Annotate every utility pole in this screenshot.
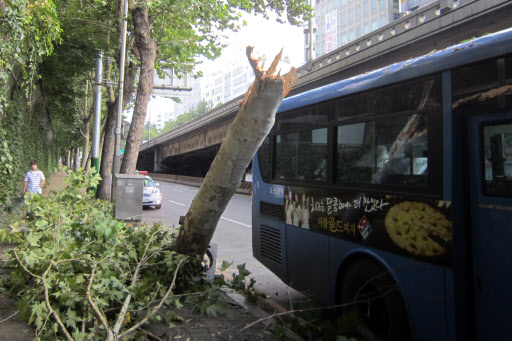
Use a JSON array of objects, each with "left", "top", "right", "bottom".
[
  {"left": 111, "top": 0, "right": 129, "bottom": 198},
  {"left": 148, "top": 97, "right": 152, "bottom": 141},
  {"left": 91, "top": 52, "right": 103, "bottom": 186}
]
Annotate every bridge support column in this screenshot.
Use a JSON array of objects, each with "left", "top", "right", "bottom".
[{"left": 153, "top": 146, "right": 163, "bottom": 172}]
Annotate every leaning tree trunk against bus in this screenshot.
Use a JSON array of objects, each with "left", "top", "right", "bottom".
[{"left": 174, "top": 47, "right": 298, "bottom": 256}]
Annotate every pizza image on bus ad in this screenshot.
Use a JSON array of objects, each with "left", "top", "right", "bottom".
[
  {"left": 385, "top": 201, "right": 452, "bottom": 257},
  {"left": 284, "top": 186, "right": 453, "bottom": 266}
]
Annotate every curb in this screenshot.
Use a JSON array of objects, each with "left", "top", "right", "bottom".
[{"left": 220, "top": 288, "right": 304, "bottom": 341}]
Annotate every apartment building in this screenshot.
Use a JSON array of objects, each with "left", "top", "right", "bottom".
[{"left": 307, "top": 0, "right": 437, "bottom": 60}]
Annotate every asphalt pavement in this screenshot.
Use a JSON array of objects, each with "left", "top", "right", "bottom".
[{"left": 141, "top": 181, "right": 306, "bottom": 307}]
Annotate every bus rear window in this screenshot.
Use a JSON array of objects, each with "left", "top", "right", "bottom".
[
  {"left": 275, "top": 128, "right": 328, "bottom": 182},
  {"left": 336, "top": 114, "right": 428, "bottom": 188}
]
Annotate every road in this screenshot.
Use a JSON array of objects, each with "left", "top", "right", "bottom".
[{"left": 141, "top": 181, "right": 305, "bottom": 306}]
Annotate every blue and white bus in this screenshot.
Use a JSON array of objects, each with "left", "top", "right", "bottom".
[{"left": 252, "top": 28, "right": 512, "bottom": 341}]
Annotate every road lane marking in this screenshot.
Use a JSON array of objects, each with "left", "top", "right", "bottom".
[
  {"left": 220, "top": 217, "right": 252, "bottom": 228},
  {"left": 169, "top": 186, "right": 196, "bottom": 192},
  {"left": 172, "top": 189, "right": 183, "bottom": 192},
  {"left": 168, "top": 200, "right": 186, "bottom": 206}
]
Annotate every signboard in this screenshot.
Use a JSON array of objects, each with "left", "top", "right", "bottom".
[
  {"left": 325, "top": 13, "right": 332, "bottom": 53},
  {"left": 284, "top": 186, "right": 453, "bottom": 266},
  {"left": 400, "top": 0, "right": 408, "bottom": 13},
  {"left": 152, "top": 69, "right": 192, "bottom": 97},
  {"left": 331, "top": 9, "right": 338, "bottom": 51}
]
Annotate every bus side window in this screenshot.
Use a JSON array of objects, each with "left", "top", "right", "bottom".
[
  {"left": 336, "top": 122, "right": 375, "bottom": 183},
  {"left": 336, "top": 114, "right": 429, "bottom": 188},
  {"left": 483, "top": 123, "right": 512, "bottom": 197},
  {"left": 275, "top": 128, "right": 328, "bottom": 182}
]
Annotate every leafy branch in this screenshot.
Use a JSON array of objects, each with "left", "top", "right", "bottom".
[{"left": 0, "top": 169, "right": 213, "bottom": 340}]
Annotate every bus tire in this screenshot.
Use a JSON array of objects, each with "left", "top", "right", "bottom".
[{"left": 340, "top": 259, "right": 411, "bottom": 341}]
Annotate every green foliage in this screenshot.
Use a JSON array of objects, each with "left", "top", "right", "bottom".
[
  {"left": 159, "top": 99, "right": 213, "bottom": 136},
  {"left": 1, "top": 168, "right": 246, "bottom": 339},
  {"left": 0, "top": 91, "right": 58, "bottom": 211},
  {"left": 141, "top": 124, "right": 159, "bottom": 142},
  {"left": 214, "top": 261, "right": 264, "bottom": 305},
  {"left": 150, "top": 0, "right": 311, "bottom": 76},
  {"left": 0, "top": 0, "right": 61, "bottom": 108}
]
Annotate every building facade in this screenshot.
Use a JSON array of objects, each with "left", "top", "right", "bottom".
[
  {"left": 173, "top": 77, "right": 202, "bottom": 117},
  {"left": 201, "top": 55, "right": 255, "bottom": 108},
  {"left": 308, "top": 0, "right": 437, "bottom": 60}
]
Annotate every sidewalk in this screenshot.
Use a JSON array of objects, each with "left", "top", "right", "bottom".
[
  {"left": 0, "top": 171, "right": 284, "bottom": 341},
  {"left": 43, "top": 169, "right": 68, "bottom": 195}
]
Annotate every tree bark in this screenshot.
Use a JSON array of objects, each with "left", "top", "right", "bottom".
[
  {"left": 174, "top": 47, "right": 298, "bottom": 256},
  {"left": 66, "top": 149, "right": 71, "bottom": 168},
  {"left": 97, "top": 61, "right": 136, "bottom": 200},
  {"left": 120, "top": 4, "right": 158, "bottom": 174},
  {"left": 97, "top": 101, "right": 117, "bottom": 200},
  {"left": 73, "top": 147, "right": 80, "bottom": 172}
]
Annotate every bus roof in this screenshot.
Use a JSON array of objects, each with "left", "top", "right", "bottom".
[{"left": 279, "top": 27, "right": 512, "bottom": 113}]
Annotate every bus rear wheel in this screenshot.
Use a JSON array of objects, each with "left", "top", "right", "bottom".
[{"left": 340, "top": 260, "right": 411, "bottom": 341}]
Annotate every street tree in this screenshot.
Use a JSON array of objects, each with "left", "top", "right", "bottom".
[
  {"left": 119, "top": 0, "right": 311, "bottom": 174},
  {"left": 175, "top": 47, "right": 298, "bottom": 256},
  {"left": 0, "top": 0, "right": 61, "bottom": 111},
  {"left": 96, "top": 0, "right": 138, "bottom": 200},
  {"left": 36, "top": 0, "right": 113, "bottom": 167}
]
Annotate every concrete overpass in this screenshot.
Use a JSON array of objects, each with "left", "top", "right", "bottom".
[{"left": 138, "top": 0, "right": 512, "bottom": 175}]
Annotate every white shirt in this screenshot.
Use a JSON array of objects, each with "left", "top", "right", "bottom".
[{"left": 25, "top": 170, "right": 45, "bottom": 194}]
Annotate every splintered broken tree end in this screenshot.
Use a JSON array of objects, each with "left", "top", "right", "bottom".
[
  {"left": 242, "top": 46, "right": 300, "bottom": 108},
  {"left": 246, "top": 46, "right": 264, "bottom": 79}
]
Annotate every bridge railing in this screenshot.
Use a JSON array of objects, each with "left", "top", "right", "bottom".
[{"left": 139, "top": 96, "right": 243, "bottom": 152}]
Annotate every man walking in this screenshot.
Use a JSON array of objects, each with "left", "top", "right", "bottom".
[{"left": 23, "top": 161, "right": 45, "bottom": 195}]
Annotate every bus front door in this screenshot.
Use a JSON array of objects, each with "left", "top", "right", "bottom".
[{"left": 468, "top": 113, "right": 512, "bottom": 340}]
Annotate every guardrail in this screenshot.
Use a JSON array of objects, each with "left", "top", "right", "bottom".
[{"left": 149, "top": 173, "right": 252, "bottom": 195}]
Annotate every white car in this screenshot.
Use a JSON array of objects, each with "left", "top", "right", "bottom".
[{"left": 143, "top": 176, "right": 162, "bottom": 209}]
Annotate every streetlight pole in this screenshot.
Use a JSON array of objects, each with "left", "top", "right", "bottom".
[
  {"left": 111, "top": 0, "right": 128, "bottom": 199},
  {"left": 148, "top": 98, "right": 152, "bottom": 141},
  {"left": 91, "top": 52, "right": 103, "bottom": 186}
]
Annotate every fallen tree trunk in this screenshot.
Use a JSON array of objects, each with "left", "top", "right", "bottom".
[{"left": 174, "top": 47, "right": 298, "bottom": 256}]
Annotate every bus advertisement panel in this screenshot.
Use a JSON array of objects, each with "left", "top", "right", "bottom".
[{"left": 284, "top": 187, "right": 452, "bottom": 266}]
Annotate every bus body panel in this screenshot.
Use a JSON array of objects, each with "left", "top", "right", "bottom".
[
  {"left": 252, "top": 28, "right": 512, "bottom": 341},
  {"left": 253, "top": 146, "right": 449, "bottom": 341},
  {"left": 252, "top": 155, "right": 289, "bottom": 283},
  {"left": 328, "top": 241, "right": 449, "bottom": 341},
  {"left": 286, "top": 226, "right": 330, "bottom": 303},
  {"left": 468, "top": 112, "right": 512, "bottom": 340}
]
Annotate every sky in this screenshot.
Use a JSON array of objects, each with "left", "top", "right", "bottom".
[
  {"left": 130, "top": 12, "right": 305, "bottom": 123},
  {"left": 196, "top": 13, "right": 305, "bottom": 74}
]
